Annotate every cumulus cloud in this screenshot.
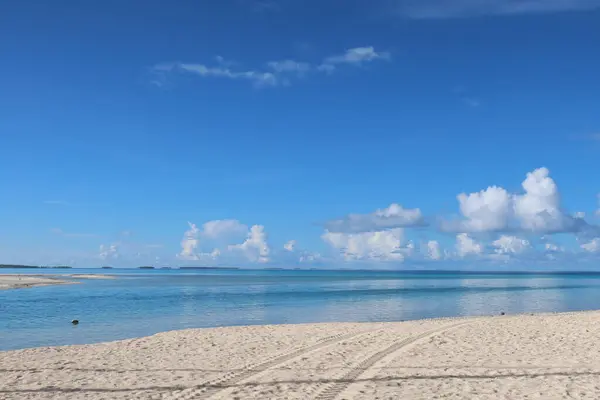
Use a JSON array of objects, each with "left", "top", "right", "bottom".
[
  {"left": 455, "top": 233, "right": 483, "bottom": 257},
  {"left": 202, "top": 219, "right": 248, "bottom": 239},
  {"left": 229, "top": 225, "right": 271, "bottom": 263},
  {"left": 454, "top": 186, "right": 512, "bottom": 232},
  {"left": 178, "top": 220, "right": 271, "bottom": 263},
  {"left": 426, "top": 240, "right": 442, "bottom": 260},
  {"left": 395, "top": 0, "right": 600, "bottom": 19},
  {"left": 178, "top": 222, "right": 201, "bottom": 260},
  {"left": 444, "top": 167, "right": 597, "bottom": 235},
  {"left": 514, "top": 168, "right": 568, "bottom": 232},
  {"left": 284, "top": 240, "right": 296, "bottom": 252},
  {"left": 322, "top": 228, "right": 413, "bottom": 262},
  {"left": 154, "top": 46, "right": 389, "bottom": 87},
  {"left": 581, "top": 238, "right": 600, "bottom": 253},
  {"left": 492, "top": 235, "right": 531, "bottom": 254},
  {"left": 324, "top": 203, "right": 425, "bottom": 233}
]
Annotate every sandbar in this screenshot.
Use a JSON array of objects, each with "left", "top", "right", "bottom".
[
  {"left": 0, "top": 274, "right": 115, "bottom": 290},
  {"left": 0, "top": 275, "right": 76, "bottom": 290}
]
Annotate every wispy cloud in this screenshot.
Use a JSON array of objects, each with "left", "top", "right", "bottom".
[
  {"left": 153, "top": 46, "right": 389, "bottom": 87},
  {"left": 155, "top": 63, "right": 278, "bottom": 87},
  {"left": 267, "top": 60, "right": 312, "bottom": 74},
  {"left": 51, "top": 228, "right": 98, "bottom": 238},
  {"left": 462, "top": 97, "right": 482, "bottom": 108},
  {"left": 395, "top": 0, "right": 600, "bottom": 19},
  {"left": 453, "top": 86, "right": 482, "bottom": 108},
  {"left": 322, "top": 47, "right": 390, "bottom": 67}
]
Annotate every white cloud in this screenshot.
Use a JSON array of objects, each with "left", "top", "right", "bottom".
[
  {"left": 177, "top": 220, "right": 272, "bottom": 264},
  {"left": 544, "top": 242, "right": 563, "bottom": 252},
  {"left": 99, "top": 243, "right": 119, "bottom": 260},
  {"left": 455, "top": 233, "right": 483, "bottom": 257},
  {"left": 229, "top": 225, "right": 271, "bottom": 263},
  {"left": 396, "top": 0, "right": 600, "bottom": 19},
  {"left": 324, "top": 203, "right": 425, "bottom": 233},
  {"left": 513, "top": 167, "right": 566, "bottom": 232},
  {"left": 267, "top": 60, "right": 311, "bottom": 74},
  {"left": 323, "top": 47, "right": 390, "bottom": 66},
  {"left": 492, "top": 235, "right": 530, "bottom": 254},
  {"left": 581, "top": 238, "right": 600, "bottom": 253},
  {"left": 426, "top": 240, "right": 442, "bottom": 260},
  {"left": 178, "top": 222, "right": 200, "bottom": 260},
  {"left": 179, "top": 63, "right": 278, "bottom": 87},
  {"left": 454, "top": 186, "right": 512, "bottom": 232},
  {"left": 284, "top": 240, "right": 296, "bottom": 252},
  {"left": 322, "top": 228, "right": 412, "bottom": 262},
  {"left": 154, "top": 46, "right": 389, "bottom": 87},
  {"left": 299, "top": 252, "right": 322, "bottom": 263},
  {"left": 316, "top": 63, "right": 336, "bottom": 74},
  {"left": 202, "top": 219, "right": 248, "bottom": 239},
  {"left": 445, "top": 167, "right": 596, "bottom": 235}
]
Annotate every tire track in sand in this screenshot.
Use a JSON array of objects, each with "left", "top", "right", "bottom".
[
  {"left": 314, "top": 321, "right": 471, "bottom": 400},
  {"left": 165, "top": 329, "right": 371, "bottom": 400}
]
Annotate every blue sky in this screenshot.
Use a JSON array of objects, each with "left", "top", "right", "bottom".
[{"left": 1, "top": 0, "right": 600, "bottom": 268}]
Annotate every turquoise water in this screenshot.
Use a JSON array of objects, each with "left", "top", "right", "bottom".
[{"left": 2, "top": 268, "right": 600, "bottom": 351}]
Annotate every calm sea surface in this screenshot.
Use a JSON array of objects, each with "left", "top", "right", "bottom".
[{"left": 2, "top": 268, "right": 600, "bottom": 351}]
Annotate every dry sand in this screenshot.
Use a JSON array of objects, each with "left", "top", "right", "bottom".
[
  {"left": 2, "top": 312, "right": 600, "bottom": 399},
  {"left": 0, "top": 275, "right": 76, "bottom": 290},
  {"left": 0, "top": 274, "right": 115, "bottom": 290},
  {"left": 65, "top": 274, "right": 116, "bottom": 280}
]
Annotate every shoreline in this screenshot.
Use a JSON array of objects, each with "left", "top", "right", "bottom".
[
  {"left": 2, "top": 310, "right": 600, "bottom": 399},
  {"left": 0, "top": 273, "right": 116, "bottom": 290}
]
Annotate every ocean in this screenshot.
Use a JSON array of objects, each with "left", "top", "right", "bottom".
[{"left": 2, "top": 268, "right": 600, "bottom": 351}]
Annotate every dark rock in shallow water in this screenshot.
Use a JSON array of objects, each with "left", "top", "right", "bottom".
[
  {"left": 500, "top": 312, "right": 506, "bottom": 316},
  {"left": 71, "top": 320, "right": 79, "bottom": 325}
]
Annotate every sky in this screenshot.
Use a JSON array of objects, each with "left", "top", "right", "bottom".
[{"left": 1, "top": 0, "right": 600, "bottom": 269}]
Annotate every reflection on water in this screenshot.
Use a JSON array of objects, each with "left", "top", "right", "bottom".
[{"left": 2, "top": 268, "right": 600, "bottom": 350}]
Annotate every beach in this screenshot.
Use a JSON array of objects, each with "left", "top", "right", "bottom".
[
  {"left": 0, "top": 274, "right": 115, "bottom": 290},
  {"left": 2, "top": 311, "right": 600, "bottom": 399}
]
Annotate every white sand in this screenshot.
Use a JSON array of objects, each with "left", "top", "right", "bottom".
[
  {"left": 0, "top": 275, "right": 76, "bottom": 290},
  {"left": 2, "top": 311, "right": 600, "bottom": 399},
  {"left": 0, "top": 274, "right": 115, "bottom": 290},
  {"left": 65, "top": 274, "right": 116, "bottom": 280}
]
